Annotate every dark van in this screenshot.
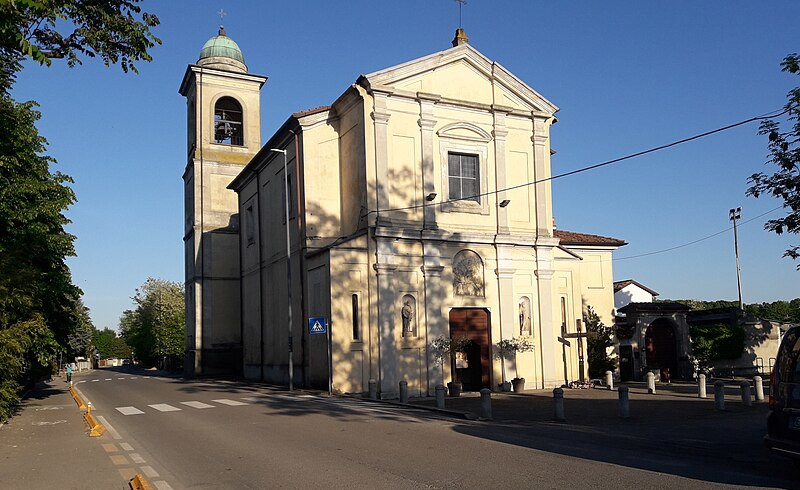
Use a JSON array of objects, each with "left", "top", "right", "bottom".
[{"left": 765, "top": 326, "right": 800, "bottom": 462}]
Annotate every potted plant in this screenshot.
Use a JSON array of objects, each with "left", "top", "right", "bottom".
[
  {"left": 431, "top": 335, "right": 473, "bottom": 397},
  {"left": 495, "top": 339, "right": 515, "bottom": 392},
  {"left": 497, "top": 336, "right": 535, "bottom": 393}
]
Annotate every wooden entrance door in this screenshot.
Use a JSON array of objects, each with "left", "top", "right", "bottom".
[{"left": 448, "top": 308, "right": 491, "bottom": 390}]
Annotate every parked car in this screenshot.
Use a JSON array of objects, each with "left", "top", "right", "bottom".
[{"left": 765, "top": 325, "right": 800, "bottom": 463}]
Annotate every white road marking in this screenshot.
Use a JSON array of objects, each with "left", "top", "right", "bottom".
[
  {"left": 240, "top": 397, "right": 264, "bottom": 402},
  {"left": 116, "top": 377, "right": 126, "bottom": 380},
  {"left": 153, "top": 481, "right": 174, "bottom": 490},
  {"left": 91, "top": 379, "right": 99, "bottom": 382},
  {"left": 129, "top": 376, "right": 138, "bottom": 379},
  {"left": 32, "top": 420, "right": 66, "bottom": 426},
  {"left": 130, "top": 453, "right": 146, "bottom": 464},
  {"left": 140, "top": 466, "right": 159, "bottom": 478},
  {"left": 96, "top": 415, "right": 121, "bottom": 440},
  {"left": 105, "top": 378, "right": 112, "bottom": 381},
  {"left": 77, "top": 380, "right": 86, "bottom": 383},
  {"left": 116, "top": 406, "right": 145, "bottom": 415},
  {"left": 35, "top": 406, "right": 64, "bottom": 411},
  {"left": 211, "top": 399, "right": 248, "bottom": 406},
  {"left": 181, "top": 401, "right": 215, "bottom": 409},
  {"left": 148, "top": 404, "right": 181, "bottom": 412},
  {"left": 120, "top": 443, "right": 134, "bottom": 451}
]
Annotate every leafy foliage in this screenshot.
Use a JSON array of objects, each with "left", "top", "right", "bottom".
[
  {"left": 747, "top": 53, "right": 800, "bottom": 269},
  {"left": 0, "top": 0, "right": 161, "bottom": 73},
  {"left": 495, "top": 336, "right": 535, "bottom": 380},
  {"left": 586, "top": 306, "right": 616, "bottom": 379},
  {"left": 92, "top": 327, "right": 131, "bottom": 359},
  {"left": 689, "top": 323, "right": 746, "bottom": 373},
  {"left": 119, "top": 278, "right": 184, "bottom": 368},
  {"left": 662, "top": 298, "right": 800, "bottom": 322}
]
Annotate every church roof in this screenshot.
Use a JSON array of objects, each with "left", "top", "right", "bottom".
[
  {"left": 199, "top": 27, "right": 245, "bottom": 64},
  {"left": 554, "top": 229, "right": 626, "bottom": 247}
]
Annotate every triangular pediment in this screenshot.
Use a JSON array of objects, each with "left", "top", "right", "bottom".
[{"left": 361, "top": 43, "right": 558, "bottom": 114}]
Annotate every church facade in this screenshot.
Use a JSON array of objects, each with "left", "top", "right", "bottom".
[{"left": 182, "top": 27, "right": 624, "bottom": 395}]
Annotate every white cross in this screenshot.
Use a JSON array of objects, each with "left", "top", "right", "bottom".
[{"left": 217, "top": 9, "right": 227, "bottom": 21}]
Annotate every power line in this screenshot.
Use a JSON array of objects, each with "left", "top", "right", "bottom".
[
  {"left": 613, "top": 206, "right": 784, "bottom": 261},
  {"left": 367, "top": 105, "right": 793, "bottom": 216}
]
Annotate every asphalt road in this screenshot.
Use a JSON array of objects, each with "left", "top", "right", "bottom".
[{"left": 72, "top": 368, "right": 799, "bottom": 490}]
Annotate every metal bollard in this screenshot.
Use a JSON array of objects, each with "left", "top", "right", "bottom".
[
  {"left": 698, "top": 373, "right": 707, "bottom": 399},
  {"left": 368, "top": 379, "right": 377, "bottom": 400},
  {"left": 553, "top": 388, "right": 565, "bottom": 421},
  {"left": 618, "top": 385, "right": 630, "bottom": 419},
  {"left": 435, "top": 384, "right": 446, "bottom": 409},
  {"left": 754, "top": 376, "right": 764, "bottom": 402},
  {"left": 480, "top": 388, "right": 492, "bottom": 420},
  {"left": 740, "top": 380, "right": 752, "bottom": 407},
  {"left": 399, "top": 380, "right": 408, "bottom": 404},
  {"left": 714, "top": 381, "right": 725, "bottom": 411},
  {"left": 605, "top": 371, "right": 614, "bottom": 391},
  {"left": 646, "top": 372, "right": 656, "bottom": 394}
]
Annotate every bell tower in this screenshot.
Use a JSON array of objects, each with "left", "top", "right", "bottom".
[{"left": 179, "top": 26, "right": 267, "bottom": 376}]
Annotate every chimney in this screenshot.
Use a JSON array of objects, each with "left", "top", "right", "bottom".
[{"left": 452, "top": 28, "right": 469, "bottom": 47}]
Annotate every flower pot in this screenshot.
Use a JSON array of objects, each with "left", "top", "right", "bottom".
[
  {"left": 499, "top": 381, "right": 512, "bottom": 392},
  {"left": 511, "top": 377, "right": 526, "bottom": 393},
  {"left": 447, "top": 381, "right": 462, "bottom": 397}
]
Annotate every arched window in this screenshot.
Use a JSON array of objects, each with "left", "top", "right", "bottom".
[{"left": 214, "top": 97, "right": 243, "bottom": 145}]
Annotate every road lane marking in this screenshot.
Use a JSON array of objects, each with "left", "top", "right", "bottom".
[
  {"left": 91, "top": 379, "right": 99, "bottom": 382},
  {"left": 105, "top": 378, "right": 112, "bottom": 381},
  {"left": 240, "top": 397, "right": 264, "bottom": 402},
  {"left": 148, "top": 404, "right": 181, "bottom": 412},
  {"left": 110, "top": 455, "right": 129, "bottom": 465},
  {"left": 120, "top": 443, "right": 134, "bottom": 451},
  {"left": 130, "top": 376, "right": 138, "bottom": 379},
  {"left": 154, "top": 481, "right": 174, "bottom": 490},
  {"left": 211, "top": 399, "right": 248, "bottom": 406},
  {"left": 181, "top": 401, "right": 215, "bottom": 409},
  {"left": 32, "top": 420, "right": 66, "bottom": 426},
  {"left": 102, "top": 443, "right": 119, "bottom": 453},
  {"left": 130, "top": 453, "right": 146, "bottom": 464},
  {"left": 116, "top": 406, "right": 145, "bottom": 415},
  {"left": 117, "top": 377, "right": 126, "bottom": 380},
  {"left": 96, "top": 415, "right": 121, "bottom": 439},
  {"left": 141, "top": 466, "right": 159, "bottom": 478},
  {"left": 77, "top": 380, "right": 86, "bottom": 383}
]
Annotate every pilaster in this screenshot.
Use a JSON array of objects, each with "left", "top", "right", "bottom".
[
  {"left": 492, "top": 106, "right": 511, "bottom": 234},
  {"left": 495, "top": 247, "right": 516, "bottom": 387},
  {"left": 531, "top": 115, "right": 553, "bottom": 237},
  {"left": 372, "top": 91, "right": 392, "bottom": 227},
  {"left": 418, "top": 93, "right": 440, "bottom": 230},
  {"left": 421, "top": 258, "right": 445, "bottom": 395},
  {"left": 534, "top": 238, "right": 559, "bottom": 388},
  {"left": 373, "top": 240, "right": 398, "bottom": 398}
]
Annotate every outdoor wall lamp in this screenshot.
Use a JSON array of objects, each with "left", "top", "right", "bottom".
[
  {"left": 499, "top": 199, "right": 511, "bottom": 208},
  {"left": 425, "top": 192, "right": 437, "bottom": 201}
]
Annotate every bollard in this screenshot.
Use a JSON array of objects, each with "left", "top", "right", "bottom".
[
  {"left": 399, "top": 380, "right": 408, "bottom": 404},
  {"left": 754, "top": 376, "right": 764, "bottom": 402},
  {"left": 740, "top": 380, "right": 752, "bottom": 407},
  {"left": 368, "top": 379, "right": 377, "bottom": 400},
  {"left": 605, "top": 371, "right": 614, "bottom": 391},
  {"left": 435, "top": 384, "right": 446, "bottom": 409},
  {"left": 87, "top": 401, "right": 92, "bottom": 414},
  {"left": 480, "top": 388, "right": 492, "bottom": 420},
  {"left": 714, "top": 381, "right": 725, "bottom": 411},
  {"left": 553, "top": 388, "right": 565, "bottom": 421},
  {"left": 646, "top": 372, "right": 656, "bottom": 394},
  {"left": 698, "top": 373, "right": 707, "bottom": 399},
  {"left": 618, "top": 385, "right": 630, "bottom": 419}
]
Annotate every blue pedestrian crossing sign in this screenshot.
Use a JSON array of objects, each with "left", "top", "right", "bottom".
[{"left": 308, "top": 317, "right": 327, "bottom": 334}]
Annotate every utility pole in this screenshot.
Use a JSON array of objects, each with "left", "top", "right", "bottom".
[{"left": 729, "top": 207, "right": 744, "bottom": 311}]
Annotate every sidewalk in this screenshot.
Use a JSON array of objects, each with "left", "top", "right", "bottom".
[{"left": 0, "top": 378, "right": 129, "bottom": 490}]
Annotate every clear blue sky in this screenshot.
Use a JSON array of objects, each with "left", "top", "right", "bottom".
[{"left": 13, "top": 1, "right": 800, "bottom": 330}]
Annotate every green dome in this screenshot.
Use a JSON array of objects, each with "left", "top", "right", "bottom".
[{"left": 199, "top": 27, "right": 244, "bottom": 64}]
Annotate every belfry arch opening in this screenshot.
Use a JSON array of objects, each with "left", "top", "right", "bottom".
[{"left": 214, "top": 96, "right": 244, "bottom": 146}]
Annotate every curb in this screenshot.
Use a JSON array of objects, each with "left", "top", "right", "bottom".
[
  {"left": 129, "top": 474, "right": 155, "bottom": 490},
  {"left": 83, "top": 411, "right": 106, "bottom": 437},
  {"left": 69, "top": 386, "right": 87, "bottom": 411},
  {"left": 347, "top": 395, "right": 478, "bottom": 420}
]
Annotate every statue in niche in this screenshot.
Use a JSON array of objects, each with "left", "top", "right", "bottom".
[
  {"left": 401, "top": 295, "right": 416, "bottom": 337},
  {"left": 519, "top": 298, "right": 531, "bottom": 335},
  {"left": 453, "top": 250, "right": 484, "bottom": 297}
]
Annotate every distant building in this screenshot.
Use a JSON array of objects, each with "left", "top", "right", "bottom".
[
  {"left": 181, "top": 27, "right": 626, "bottom": 394},
  {"left": 613, "top": 279, "right": 659, "bottom": 311}
]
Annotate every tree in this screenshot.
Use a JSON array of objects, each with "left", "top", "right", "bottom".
[
  {"left": 747, "top": 53, "right": 800, "bottom": 269},
  {"left": 92, "top": 327, "right": 130, "bottom": 359},
  {"left": 0, "top": 0, "right": 160, "bottom": 73},
  {"left": 119, "top": 278, "right": 184, "bottom": 368},
  {"left": 66, "top": 297, "right": 93, "bottom": 359},
  {"left": 689, "top": 323, "right": 745, "bottom": 374},
  {"left": 586, "top": 306, "right": 616, "bottom": 379}
]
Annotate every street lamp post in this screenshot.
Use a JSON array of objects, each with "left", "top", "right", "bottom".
[
  {"left": 270, "top": 148, "right": 293, "bottom": 391},
  {"left": 729, "top": 207, "right": 743, "bottom": 311}
]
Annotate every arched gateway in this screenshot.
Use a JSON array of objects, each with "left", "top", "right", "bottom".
[{"left": 644, "top": 318, "right": 679, "bottom": 382}]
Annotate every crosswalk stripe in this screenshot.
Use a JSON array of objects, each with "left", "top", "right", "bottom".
[
  {"left": 130, "top": 453, "right": 146, "bottom": 464},
  {"left": 153, "top": 481, "right": 173, "bottom": 490},
  {"left": 181, "top": 401, "right": 215, "bottom": 409},
  {"left": 211, "top": 399, "right": 248, "bottom": 406},
  {"left": 116, "top": 406, "right": 144, "bottom": 415},
  {"left": 148, "top": 404, "right": 181, "bottom": 412},
  {"left": 120, "top": 443, "right": 134, "bottom": 451},
  {"left": 140, "top": 465, "right": 159, "bottom": 478}
]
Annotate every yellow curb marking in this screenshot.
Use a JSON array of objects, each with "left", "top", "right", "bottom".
[
  {"left": 119, "top": 468, "right": 137, "bottom": 481},
  {"left": 83, "top": 412, "right": 107, "bottom": 437},
  {"left": 110, "top": 454, "right": 129, "bottom": 465},
  {"left": 130, "top": 473, "right": 156, "bottom": 490},
  {"left": 102, "top": 443, "right": 119, "bottom": 453}
]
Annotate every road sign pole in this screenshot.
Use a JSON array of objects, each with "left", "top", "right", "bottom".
[{"left": 327, "top": 318, "right": 332, "bottom": 396}]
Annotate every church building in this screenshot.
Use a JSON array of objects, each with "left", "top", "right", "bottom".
[{"left": 181, "top": 26, "right": 625, "bottom": 396}]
